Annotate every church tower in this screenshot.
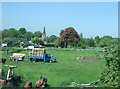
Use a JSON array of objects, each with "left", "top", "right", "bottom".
[{"left": 42, "top": 26, "right": 46, "bottom": 41}]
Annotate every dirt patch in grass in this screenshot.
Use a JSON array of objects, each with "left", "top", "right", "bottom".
[{"left": 76, "top": 55, "right": 104, "bottom": 63}]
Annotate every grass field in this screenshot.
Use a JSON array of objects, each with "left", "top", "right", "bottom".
[{"left": 1, "top": 47, "right": 105, "bottom": 87}]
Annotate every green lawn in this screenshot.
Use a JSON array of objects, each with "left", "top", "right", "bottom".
[{"left": 1, "top": 47, "right": 105, "bottom": 87}]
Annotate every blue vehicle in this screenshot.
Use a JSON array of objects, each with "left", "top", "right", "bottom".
[{"left": 29, "top": 53, "right": 56, "bottom": 62}]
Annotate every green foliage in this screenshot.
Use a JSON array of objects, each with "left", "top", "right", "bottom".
[
  {"left": 31, "top": 37, "right": 39, "bottom": 43},
  {"left": 110, "top": 38, "right": 119, "bottom": 45},
  {"left": 2, "top": 28, "right": 19, "bottom": 38},
  {"left": 95, "top": 36, "right": 100, "bottom": 43},
  {"left": 34, "top": 31, "right": 42, "bottom": 38},
  {"left": 99, "top": 36, "right": 113, "bottom": 47},
  {"left": 15, "top": 40, "right": 21, "bottom": 47},
  {"left": 88, "top": 38, "right": 95, "bottom": 47},
  {"left": 100, "top": 44, "right": 120, "bottom": 87},
  {"left": 43, "top": 44, "right": 55, "bottom": 47},
  {"left": 44, "top": 35, "right": 58, "bottom": 43},
  {"left": 76, "top": 38, "right": 95, "bottom": 48},
  {"left": 43, "top": 37, "right": 49, "bottom": 42},
  {"left": 18, "top": 28, "right": 27, "bottom": 35},
  {"left": 1, "top": 47, "right": 25, "bottom": 53},
  {"left": 79, "top": 33, "right": 83, "bottom": 39},
  {"left": 53, "top": 39, "right": 59, "bottom": 47},
  {"left": 4, "top": 39, "right": 13, "bottom": 47},
  {"left": 9, "top": 28, "right": 19, "bottom": 38},
  {"left": 48, "top": 35, "right": 58, "bottom": 43},
  {"left": 24, "top": 32, "right": 33, "bottom": 40},
  {"left": 2, "top": 29, "right": 9, "bottom": 38}
]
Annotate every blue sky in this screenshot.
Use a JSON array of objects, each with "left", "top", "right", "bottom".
[{"left": 2, "top": 2, "right": 118, "bottom": 38}]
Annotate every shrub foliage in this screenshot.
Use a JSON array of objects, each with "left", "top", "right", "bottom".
[{"left": 100, "top": 43, "right": 120, "bottom": 87}]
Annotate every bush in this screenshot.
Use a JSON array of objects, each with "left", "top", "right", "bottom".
[
  {"left": 1, "top": 47, "right": 7, "bottom": 51},
  {"left": 81, "top": 45, "right": 86, "bottom": 49},
  {"left": 1, "top": 47, "right": 25, "bottom": 53},
  {"left": 43, "top": 44, "right": 55, "bottom": 47},
  {"left": 36, "top": 40, "right": 44, "bottom": 45},
  {"left": 40, "top": 46, "right": 45, "bottom": 48}
]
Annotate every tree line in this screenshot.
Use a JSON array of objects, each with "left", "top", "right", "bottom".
[
  {"left": 57, "top": 27, "right": 118, "bottom": 48},
  {"left": 0, "top": 27, "right": 118, "bottom": 48},
  {"left": 1, "top": 28, "right": 42, "bottom": 40}
]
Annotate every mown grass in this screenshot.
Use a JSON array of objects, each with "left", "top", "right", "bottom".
[{"left": 1, "top": 47, "right": 105, "bottom": 87}]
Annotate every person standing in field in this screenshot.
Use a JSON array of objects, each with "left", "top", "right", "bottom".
[{"left": 6, "top": 49, "right": 8, "bottom": 55}]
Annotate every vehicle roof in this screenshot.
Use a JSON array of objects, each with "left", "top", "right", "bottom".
[{"left": 45, "top": 53, "right": 50, "bottom": 55}]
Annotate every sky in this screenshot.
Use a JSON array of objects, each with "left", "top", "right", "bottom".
[{"left": 2, "top": 2, "right": 118, "bottom": 38}]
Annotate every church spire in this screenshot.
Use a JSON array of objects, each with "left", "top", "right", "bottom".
[{"left": 42, "top": 26, "right": 46, "bottom": 41}]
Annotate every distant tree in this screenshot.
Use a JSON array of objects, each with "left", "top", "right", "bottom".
[
  {"left": 9, "top": 28, "right": 19, "bottom": 38},
  {"left": 82, "top": 38, "right": 89, "bottom": 47},
  {"left": 18, "top": 28, "right": 27, "bottom": 36},
  {"left": 0, "top": 31, "right": 2, "bottom": 39},
  {"left": 15, "top": 40, "right": 21, "bottom": 47},
  {"left": 58, "top": 27, "right": 80, "bottom": 48},
  {"left": 48, "top": 35, "right": 58, "bottom": 43},
  {"left": 2, "top": 28, "right": 18, "bottom": 38},
  {"left": 17, "top": 34, "right": 24, "bottom": 38},
  {"left": 110, "top": 38, "right": 118, "bottom": 45},
  {"left": 31, "top": 37, "right": 39, "bottom": 43},
  {"left": 34, "top": 31, "right": 42, "bottom": 38},
  {"left": 2, "top": 29, "right": 9, "bottom": 38},
  {"left": 77, "top": 37, "right": 95, "bottom": 48},
  {"left": 88, "top": 38, "right": 95, "bottom": 47},
  {"left": 53, "top": 38, "right": 59, "bottom": 47},
  {"left": 95, "top": 36, "right": 100, "bottom": 43},
  {"left": 24, "top": 32, "right": 33, "bottom": 40},
  {"left": 79, "top": 33, "right": 83, "bottom": 39},
  {"left": 7, "top": 40, "right": 13, "bottom": 47},
  {"left": 43, "top": 37, "right": 49, "bottom": 42},
  {"left": 99, "top": 36, "right": 113, "bottom": 47}
]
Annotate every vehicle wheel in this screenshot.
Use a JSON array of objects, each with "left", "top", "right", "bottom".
[
  {"left": 12, "top": 59, "right": 15, "bottom": 61},
  {"left": 33, "top": 58, "right": 36, "bottom": 63},
  {"left": 10, "top": 58, "right": 12, "bottom": 61},
  {"left": 15, "top": 59, "right": 18, "bottom": 62},
  {"left": 50, "top": 60, "right": 52, "bottom": 63},
  {"left": 30, "top": 58, "right": 33, "bottom": 62}
]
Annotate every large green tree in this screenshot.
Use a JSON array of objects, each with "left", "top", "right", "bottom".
[
  {"left": 99, "top": 36, "right": 113, "bottom": 47},
  {"left": 9, "top": 28, "right": 19, "bottom": 38},
  {"left": 31, "top": 37, "right": 39, "bottom": 43},
  {"left": 58, "top": 27, "right": 80, "bottom": 48},
  {"left": 88, "top": 38, "right": 95, "bottom": 47},
  {"left": 2, "top": 29, "right": 18, "bottom": 38},
  {"left": 45, "top": 35, "right": 58, "bottom": 43},
  {"left": 2, "top": 29, "right": 9, "bottom": 38},
  {"left": 34, "top": 31, "right": 42, "bottom": 38},
  {"left": 24, "top": 32, "right": 33, "bottom": 40},
  {"left": 18, "top": 28, "right": 27, "bottom": 38},
  {"left": 95, "top": 36, "right": 100, "bottom": 44},
  {"left": 2, "top": 28, "right": 19, "bottom": 38}
]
